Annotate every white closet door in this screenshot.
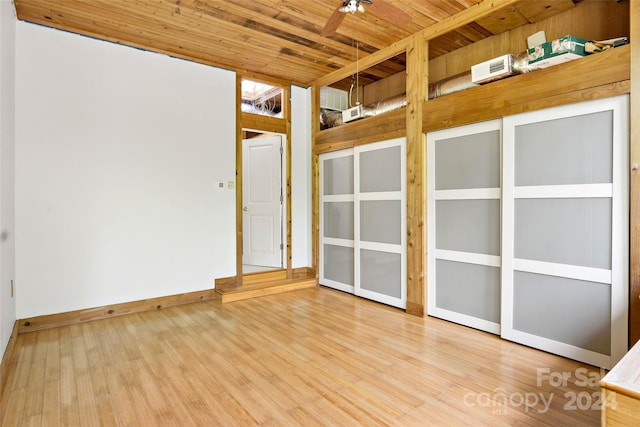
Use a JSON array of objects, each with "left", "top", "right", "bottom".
[
  {"left": 502, "top": 95, "right": 629, "bottom": 368},
  {"left": 427, "top": 120, "right": 502, "bottom": 334},
  {"left": 319, "top": 149, "right": 355, "bottom": 293},
  {"left": 355, "top": 138, "right": 406, "bottom": 309}
]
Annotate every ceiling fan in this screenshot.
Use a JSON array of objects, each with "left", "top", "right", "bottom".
[{"left": 321, "top": 0, "right": 412, "bottom": 37}]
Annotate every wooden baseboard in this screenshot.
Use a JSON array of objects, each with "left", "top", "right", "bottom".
[
  {"left": 18, "top": 289, "right": 218, "bottom": 334},
  {"left": 0, "top": 321, "right": 19, "bottom": 399}
]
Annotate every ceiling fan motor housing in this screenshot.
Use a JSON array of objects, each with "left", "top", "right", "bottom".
[{"left": 340, "top": 0, "right": 372, "bottom": 14}]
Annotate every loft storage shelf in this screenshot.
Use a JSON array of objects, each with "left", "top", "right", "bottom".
[
  {"left": 314, "top": 44, "right": 630, "bottom": 152},
  {"left": 423, "top": 43, "right": 631, "bottom": 132}
]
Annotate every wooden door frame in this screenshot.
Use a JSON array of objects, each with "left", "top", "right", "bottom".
[{"left": 236, "top": 75, "right": 292, "bottom": 286}]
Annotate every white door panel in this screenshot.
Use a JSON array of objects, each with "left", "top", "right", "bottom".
[{"left": 243, "top": 135, "right": 282, "bottom": 268}]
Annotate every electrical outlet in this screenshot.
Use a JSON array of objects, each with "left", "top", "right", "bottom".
[{"left": 216, "top": 181, "right": 224, "bottom": 190}]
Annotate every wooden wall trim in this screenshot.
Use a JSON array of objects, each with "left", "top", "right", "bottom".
[
  {"left": 17, "top": 289, "right": 219, "bottom": 334},
  {"left": 0, "top": 321, "right": 19, "bottom": 398},
  {"left": 629, "top": 0, "right": 640, "bottom": 346}
]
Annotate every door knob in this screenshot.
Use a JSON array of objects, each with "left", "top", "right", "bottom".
[{"left": 243, "top": 207, "right": 248, "bottom": 211}]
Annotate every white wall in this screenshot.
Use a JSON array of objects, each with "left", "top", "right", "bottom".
[
  {"left": 15, "top": 23, "right": 237, "bottom": 318},
  {"left": 0, "top": 0, "right": 16, "bottom": 357},
  {"left": 290, "top": 86, "right": 312, "bottom": 268}
]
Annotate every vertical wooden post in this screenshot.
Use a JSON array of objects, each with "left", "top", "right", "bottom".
[
  {"left": 629, "top": 1, "right": 640, "bottom": 346},
  {"left": 235, "top": 75, "right": 244, "bottom": 286},
  {"left": 284, "top": 85, "right": 293, "bottom": 279},
  {"left": 405, "top": 36, "right": 428, "bottom": 316},
  {"left": 311, "top": 85, "right": 321, "bottom": 279}
]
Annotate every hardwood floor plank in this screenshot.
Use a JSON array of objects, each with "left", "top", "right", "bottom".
[{"left": 1, "top": 287, "right": 602, "bottom": 426}]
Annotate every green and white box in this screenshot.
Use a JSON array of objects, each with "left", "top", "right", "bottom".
[{"left": 528, "top": 35, "right": 588, "bottom": 69}]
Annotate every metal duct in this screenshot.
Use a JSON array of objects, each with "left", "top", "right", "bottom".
[
  {"left": 428, "top": 71, "right": 477, "bottom": 99},
  {"left": 320, "top": 51, "right": 532, "bottom": 129}
]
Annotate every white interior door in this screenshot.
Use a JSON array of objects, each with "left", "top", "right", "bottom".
[{"left": 242, "top": 135, "right": 283, "bottom": 268}]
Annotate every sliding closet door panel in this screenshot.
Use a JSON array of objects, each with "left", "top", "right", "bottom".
[
  {"left": 514, "top": 111, "right": 613, "bottom": 186},
  {"left": 323, "top": 245, "right": 355, "bottom": 286},
  {"left": 319, "top": 149, "right": 355, "bottom": 293},
  {"left": 359, "top": 146, "right": 402, "bottom": 192},
  {"left": 360, "top": 250, "right": 402, "bottom": 298},
  {"left": 428, "top": 119, "right": 502, "bottom": 334},
  {"left": 503, "top": 95, "right": 628, "bottom": 368},
  {"left": 435, "top": 131, "right": 501, "bottom": 190},
  {"left": 360, "top": 200, "right": 401, "bottom": 245},
  {"left": 355, "top": 138, "right": 406, "bottom": 308},
  {"left": 323, "top": 202, "right": 354, "bottom": 240},
  {"left": 323, "top": 155, "right": 354, "bottom": 195},
  {"left": 436, "top": 200, "right": 500, "bottom": 255},
  {"left": 436, "top": 260, "right": 501, "bottom": 324},
  {"left": 513, "top": 272, "right": 611, "bottom": 355},
  {"left": 515, "top": 198, "right": 612, "bottom": 269}
]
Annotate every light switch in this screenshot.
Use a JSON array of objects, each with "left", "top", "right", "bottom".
[{"left": 228, "top": 181, "right": 235, "bottom": 190}]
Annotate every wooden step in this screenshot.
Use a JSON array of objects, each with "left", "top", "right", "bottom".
[{"left": 216, "top": 277, "right": 317, "bottom": 303}]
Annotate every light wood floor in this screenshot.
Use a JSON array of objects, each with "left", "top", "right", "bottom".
[{"left": 1, "top": 287, "right": 602, "bottom": 426}]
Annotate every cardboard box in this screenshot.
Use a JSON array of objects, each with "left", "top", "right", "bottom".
[{"left": 528, "top": 35, "right": 588, "bottom": 69}]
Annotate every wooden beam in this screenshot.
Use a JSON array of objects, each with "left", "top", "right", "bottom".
[
  {"left": 241, "top": 113, "right": 287, "bottom": 134},
  {"left": 630, "top": 0, "right": 640, "bottom": 347},
  {"left": 405, "top": 37, "right": 428, "bottom": 316}
]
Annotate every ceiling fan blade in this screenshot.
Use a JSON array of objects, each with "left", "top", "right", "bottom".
[
  {"left": 321, "top": 6, "right": 347, "bottom": 37},
  {"left": 367, "top": 0, "right": 412, "bottom": 26}
]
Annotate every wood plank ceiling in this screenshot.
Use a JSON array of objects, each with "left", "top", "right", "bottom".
[{"left": 14, "top": 0, "right": 577, "bottom": 88}]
